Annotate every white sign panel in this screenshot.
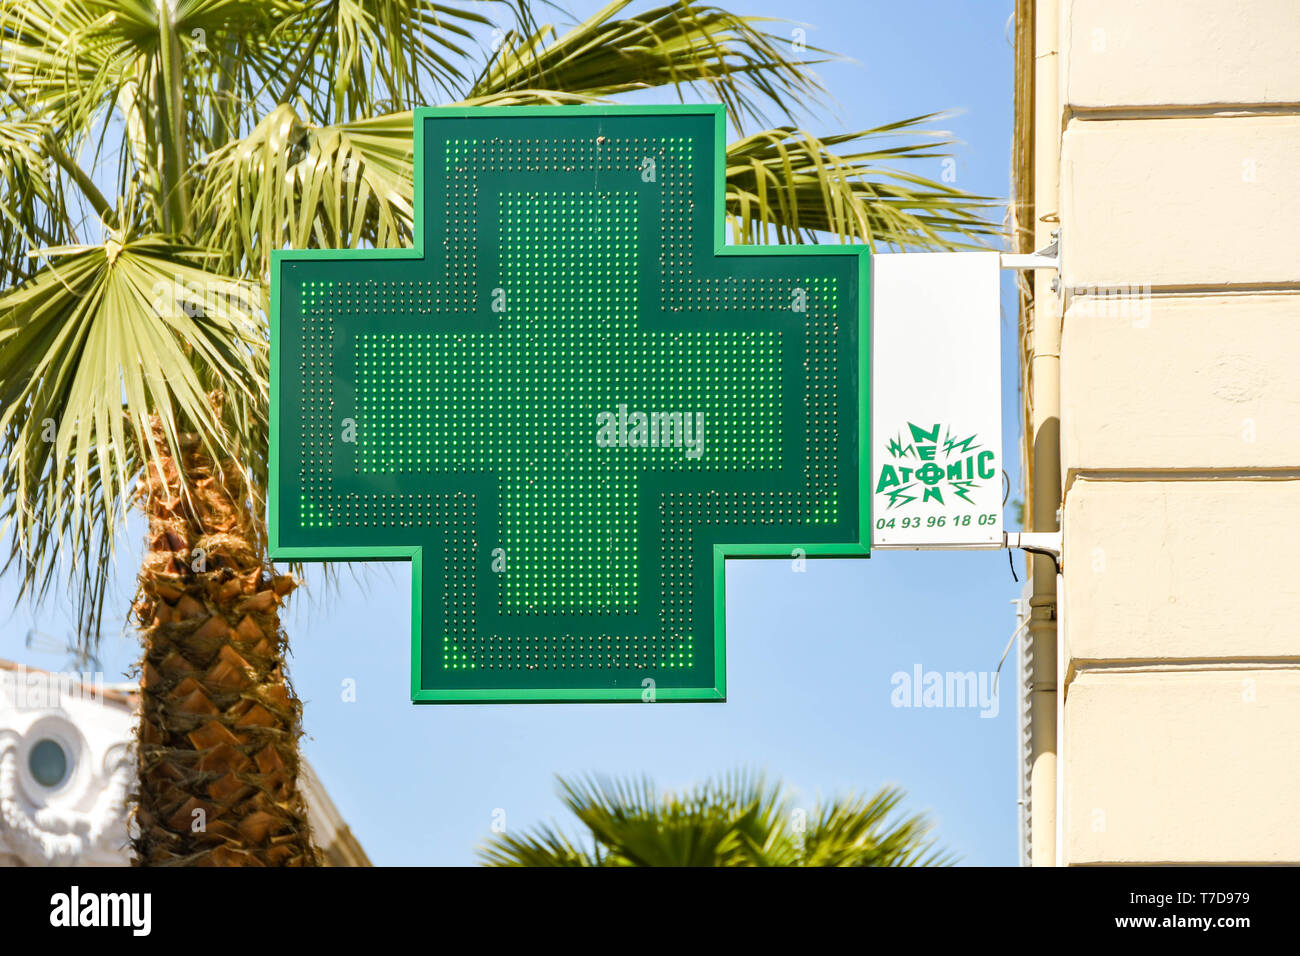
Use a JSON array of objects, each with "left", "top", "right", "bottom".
[{"left": 871, "top": 252, "right": 1002, "bottom": 548}]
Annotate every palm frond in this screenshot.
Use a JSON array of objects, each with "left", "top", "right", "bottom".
[
  {"left": 480, "top": 772, "right": 951, "bottom": 867},
  {"left": 194, "top": 105, "right": 416, "bottom": 277},
  {"left": 449, "top": 89, "right": 609, "bottom": 108},
  {"left": 799, "top": 786, "right": 957, "bottom": 867},
  {"left": 0, "top": 234, "right": 266, "bottom": 641},
  {"left": 265, "top": 0, "right": 499, "bottom": 122},
  {"left": 469, "top": 0, "right": 830, "bottom": 129},
  {"left": 0, "top": 0, "right": 122, "bottom": 143},
  {"left": 0, "top": 0, "right": 286, "bottom": 233},
  {"left": 0, "top": 121, "right": 73, "bottom": 285},
  {"left": 725, "top": 116, "right": 1004, "bottom": 250},
  {"left": 476, "top": 820, "right": 599, "bottom": 867},
  {"left": 558, "top": 772, "right": 747, "bottom": 867}
]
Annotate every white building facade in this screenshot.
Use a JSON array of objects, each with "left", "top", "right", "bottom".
[{"left": 0, "top": 661, "right": 367, "bottom": 866}]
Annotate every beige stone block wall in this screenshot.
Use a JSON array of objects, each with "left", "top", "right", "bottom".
[
  {"left": 1060, "top": 117, "right": 1300, "bottom": 289},
  {"left": 1063, "top": 478, "right": 1300, "bottom": 663},
  {"left": 1054, "top": 0, "right": 1300, "bottom": 866},
  {"left": 1061, "top": 293, "right": 1300, "bottom": 470},
  {"left": 1064, "top": 668, "right": 1300, "bottom": 864},
  {"left": 1062, "top": 0, "right": 1300, "bottom": 108}
]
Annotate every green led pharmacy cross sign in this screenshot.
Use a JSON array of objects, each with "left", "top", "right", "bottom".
[{"left": 270, "top": 105, "right": 870, "bottom": 703}]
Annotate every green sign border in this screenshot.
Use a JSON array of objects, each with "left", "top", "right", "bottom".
[{"left": 269, "top": 104, "right": 871, "bottom": 703}]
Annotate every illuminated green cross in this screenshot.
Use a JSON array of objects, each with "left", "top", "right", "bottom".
[
  {"left": 271, "top": 106, "right": 870, "bottom": 703},
  {"left": 354, "top": 189, "right": 785, "bottom": 613}
]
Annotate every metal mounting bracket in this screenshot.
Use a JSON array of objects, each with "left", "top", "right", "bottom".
[
  {"left": 1005, "top": 531, "right": 1062, "bottom": 570},
  {"left": 1000, "top": 239, "right": 1058, "bottom": 271}
]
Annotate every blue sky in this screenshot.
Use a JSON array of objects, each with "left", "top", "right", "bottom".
[{"left": 0, "top": 0, "right": 1024, "bottom": 865}]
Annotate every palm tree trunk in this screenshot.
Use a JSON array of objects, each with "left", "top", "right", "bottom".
[{"left": 132, "top": 419, "right": 317, "bottom": 866}]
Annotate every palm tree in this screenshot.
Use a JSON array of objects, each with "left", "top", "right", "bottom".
[
  {"left": 479, "top": 772, "right": 955, "bottom": 866},
  {"left": 0, "top": 0, "right": 999, "bottom": 866}
]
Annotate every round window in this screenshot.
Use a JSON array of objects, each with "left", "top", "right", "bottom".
[{"left": 28, "top": 738, "right": 69, "bottom": 788}]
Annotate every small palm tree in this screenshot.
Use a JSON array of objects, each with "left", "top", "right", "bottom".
[
  {"left": 479, "top": 773, "right": 954, "bottom": 866},
  {"left": 1, "top": 0, "right": 997, "bottom": 866}
]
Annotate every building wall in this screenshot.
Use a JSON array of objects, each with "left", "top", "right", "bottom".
[
  {"left": 1055, "top": 0, "right": 1300, "bottom": 863},
  {"left": 0, "top": 665, "right": 134, "bottom": 866},
  {"left": 0, "top": 661, "right": 368, "bottom": 867}
]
